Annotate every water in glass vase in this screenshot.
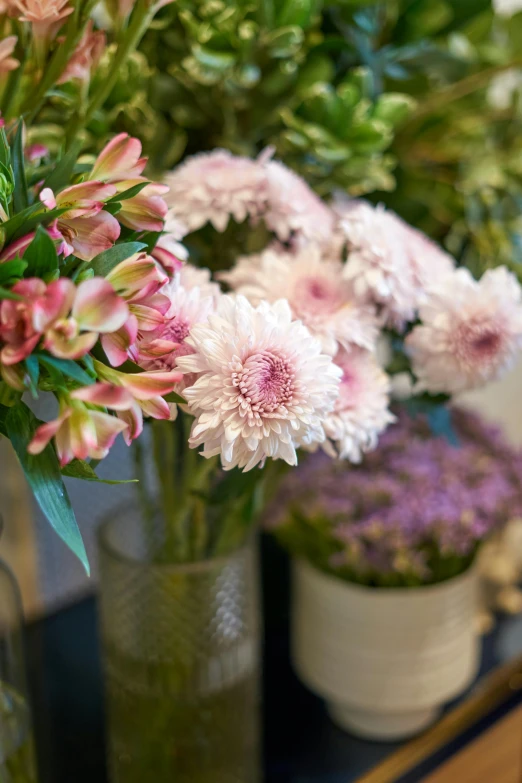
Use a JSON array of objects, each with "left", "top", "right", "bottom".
[
  {"left": 0, "top": 684, "right": 36, "bottom": 783},
  {"left": 104, "top": 643, "right": 260, "bottom": 783}
]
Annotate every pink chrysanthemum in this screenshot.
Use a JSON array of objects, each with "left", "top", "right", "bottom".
[
  {"left": 322, "top": 348, "right": 395, "bottom": 463},
  {"left": 263, "top": 159, "right": 336, "bottom": 245},
  {"left": 335, "top": 197, "right": 454, "bottom": 328},
  {"left": 177, "top": 296, "right": 342, "bottom": 471},
  {"left": 164, "top": 149, "right": 268, "bottom": 232},
  {"left": 139, "top": 270, "right": 216, "bottom": 376},
  {"left": 220, "top": 245, "right": 377, "bottom": 356},
  {"left": 405, "top": 266, "right": 522, "bottom": 394}
]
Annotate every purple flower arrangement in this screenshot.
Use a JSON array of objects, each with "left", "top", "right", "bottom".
[{"left": 271, "top": 409, "right": 522, "bottom": 587}]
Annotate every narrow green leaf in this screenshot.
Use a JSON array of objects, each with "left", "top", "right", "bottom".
[
  {"left": 62, "top": 459, "right": 138, "bottom": 484},
  {"left": 104, "top": 202, "right": 121, "bottom": 216},
  {"left": 107, "top": 182, "right": 149, "bottom": 203},
  {"left": 23, "top": 224, "right": 59, "bottom": 278},
  {"left": 6, "top": 403, "right": 89, "bottom": 573},
  {"left": 164, "top": 391, "right": 187, "bottom": 405},
  {"left": 43, "top": 138, "right": 83, "bottom": 193},
  {"left": 0, "top": 127, "right": 11, "bottom": 170},
  {"left": 24, "top": 355, "right": 39, "bottom": 398},
  {"left": 0, "top": 286, "right": 23, "bottom": 300},
  {"left": 11, "top": 121, "right": 28, "bottom": 213},
  {"left": 90, "top": 242, "right": 147, "bottom": 276},
  {"left": 38, "top": 355, "right": 95, "bottom": 386},
  {"left": 0, "top": 403, "right": 8, "bottom": 436},
  {"left": 0, "top": 258, "right": 27, "bottom": 285},
  {"left": 3, "top": 203, "right": 67, "bottom": 244}
]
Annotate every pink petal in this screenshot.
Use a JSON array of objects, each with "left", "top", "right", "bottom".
[
  {"left": 57, "top": 181, "right": 117, "bottom": 217},
  {"left": 59, "top": 210, "right": 120, "bottom": 261},
  {"left": 43, "top": 329, "right": 98, "bottom": 360},
  {"left": 117, "top": 401, "right": 143, "bottom": 445},
  {"left": 107, "top": 252, "right": 167, "bottom": 298},
  {"left": 69, "top": 407, "right": 98, "bottom": 461},
  {"left": 151, "top": 244, "right": 183, "bottom": 274},
  {"left": 101, "top": 315, "right": 138, "bottom": 367},
  {"left": 136, "top": 338, "right": 179, "bottom": 359},
  {"left": 32, "top": 278, "right": 76, "bottom": 332},
  {"left": 121, "top": 370, "right": 183, "bottom": 400},
  {"left": 72, "top": 278, "right": 127, "bottom": 335},
  {"left": 118, "top": 183, "right": 169, "bottom": 232},
  {"left": 0, "top": 232, "right": 35, "bottom": 262},
  {"left": 1, "top": 334, "right": 41, "bottom": 366},
  {"left": 89, "top": 411, "right": 128, "bottom": 456},
  {"left": 39, "top": 187, "right": 56, "bottom": 209},
  {"left": 28, "top": 412, "right": 70, "bottom": 455},
  {"left": 139, "top": 396, "right": 171, "bottom": 420},
  {"left": 128, "top": 303, "right": 165, "bottom": 331},
  {"left": 71, "top": 383, "right": 135, "bottom": 410},
  {"left": 91, "top": 134, "right": 146, "bottom": 181}
]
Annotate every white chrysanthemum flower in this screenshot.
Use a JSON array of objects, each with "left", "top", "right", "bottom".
[
  {"left": 335, "top": 197, "right": 454, "bottom": 328},
  {"left": 322, "top": 348, "right": 395, "bottom": 462},
  {"left": 162, "top": 211, "right": 190, "bottom": 261},
  {"left": 164, "top": 149, "right": 268, "bottom": 232},
  {"left": 177, "top": 295, "right": 342, "bottom": 471},
  {"left": 220, "top": 245, "right": 378, "bottom": 356},
  {"left": 179, "top": 263, "right": 221, "bottom": 301},
  {"left": 263, "top": 159, "right": 336, "bottom": 245},
  {"left": 405, "top": 266, "right": 522, "bottom": 394}
]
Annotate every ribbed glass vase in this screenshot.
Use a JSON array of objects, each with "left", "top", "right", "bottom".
[
  {"left": 0, "top": 558, "right": 37, "bottom": 782},
  {"left": 97, "top": 505, "right": 261, "bottom": 783}
]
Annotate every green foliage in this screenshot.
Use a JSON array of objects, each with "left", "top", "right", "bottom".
[{"left": 6, "top": 403, "right": 89, "bottom": 573}]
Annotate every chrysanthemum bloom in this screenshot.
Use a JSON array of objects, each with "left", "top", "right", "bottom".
[
  {"left": 0, "top": 36, "right": 19, "bottom": 74},
  {"left": 179, "top": 263, "right": 221, "bottom": 301},
  {"left": 405, "top": 266, "right": 522, "bottom": 394},
  {"left": 262, "top": 159, "right": 336, "bottom": 246},
  {"left": 221, "top": 245, "right": 378, "bottom": 356},
  {"left": 164, "top": 149, "right": 268, "bottom": 232},
  {"left": 13, "top": 0, "right": 73, "bottom": 40},
  {"left": 177, "top": 296, "right": 342, "bottom": 471},
  {"left": 39, "top": 182, "right": 120, "bottom": 260},
  {"left": 322, "top": 348, "right": 395, "bottom": 463},
  {"left": 28, "top": 384, "right": 132, "bottom": 466},
  {"left": 57, "top": 21, "right": 105, "bottom": 84},
  {"left": 335, "top": 198, "right": 454, "bottom": 328}
]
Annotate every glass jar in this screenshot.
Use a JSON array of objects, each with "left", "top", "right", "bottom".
[
  {"left": 0, "top": 558, "right": 37, "bottom": 782},
  {"left": 97, "top": 505, "right": 261, "bottom": 783}
]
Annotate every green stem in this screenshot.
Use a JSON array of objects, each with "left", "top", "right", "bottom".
[{"left": 65, "top": 0, "right": 156, "bottom": 144}]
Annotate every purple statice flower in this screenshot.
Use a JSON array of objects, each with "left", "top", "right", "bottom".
[{"left": 271, "top": 408, "right": 522, "bottom": 587}]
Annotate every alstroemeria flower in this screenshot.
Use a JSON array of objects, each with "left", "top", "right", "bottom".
[
  {"left": 0, "top": 279, "right": 47, "bottom": 365},
  {"left": 94, "top": 359, "right": 183, "bottom": 432},
  {"left": 91, "top": 132, "right": 147, "bottom": 182},
  {"left": 57, "top": 21, "right": 105, "bottom": 85},
  {"left": 151, "top": 234, "right": 185, "bottom": 276},
  {"left": 28, "top": 384, "right": 133, "bottom": 466},
  {"left": 101, "top": 253, "right": 170, "bottom": 366},
  {"left": 0, "top": 36, "right": 19, "bottom": 74},
  {"left": 43, "top": 277, "right": 129, "bottom": 359},
  {"left": 116, "top": 180, "right": 169, "bottom": 232},
  {"left": 12, "top": 0, "right": 73, "bottom": 40},
  {"left": 40, "top": 181, "right": 120, "bottom": 261}
]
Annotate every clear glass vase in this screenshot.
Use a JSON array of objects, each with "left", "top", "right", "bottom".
[
  {"left": 97, "top": 505, "right": 262, "bottom": 783},
  {"left": 0, "top": 558, "right": 37, "bottom": 782}
]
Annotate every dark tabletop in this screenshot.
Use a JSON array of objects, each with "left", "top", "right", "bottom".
[{"left": 24, "top": 536, "right": 522, "bottom": 783}]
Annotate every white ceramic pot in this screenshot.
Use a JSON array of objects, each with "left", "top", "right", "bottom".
[{"left": 291, "top": 559, "right": 479, "bottom": 741}]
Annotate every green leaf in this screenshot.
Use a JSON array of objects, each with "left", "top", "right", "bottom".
[
  {"left": 61, "top": 459, "right": 138, "bottom": 484},
  {"left": 0, "top": 258, "right": 27, "bottom": 285},
  {"left": 164, "top": 391, "right": 187, "bottom": 405},
  {"left": 0, "top": 286, "right": 23, "bottom": 300},
  {"left": 0, "top": 403, "right": 8, "bottom": 436},
  {"left": 90, "top": 241, "right": 147, "bottom": 276},
  {"left": 24, "top": 355, "right": 39, "bottom": 399},
  {"left": 3, "top": 204, "right": 67, "bottom": 243},
  {"left": 104, "top": 201, "right": 122, "bottom": 216},
  {"left": 107, "top": 182, "right": 149, "bottom": 203},
  {"left": 10, "top": 121, "right": 28, "bottom": 213},
  {"left": 6, "top": 403, "right": 89, "bottom": 573},
  {"left": 37, "top": 355, "right": 95, "bottom": 386},
  {"left": 43, "top": 138, "right": 83, "bottom": 193},
  {"left": 23, "top": 225, "right": 59, "bottom": 278},
  {"left": 0, "top": 127, "right": 10, "bottom": 170}
]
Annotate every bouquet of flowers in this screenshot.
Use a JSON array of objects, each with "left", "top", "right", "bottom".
[{"left": 270, "top": 408, "right": 522, "bottom": 587}]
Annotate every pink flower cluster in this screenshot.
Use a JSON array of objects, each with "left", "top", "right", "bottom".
[{"left": 0, "top": 132, "right": 187, "bottom": 467}]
